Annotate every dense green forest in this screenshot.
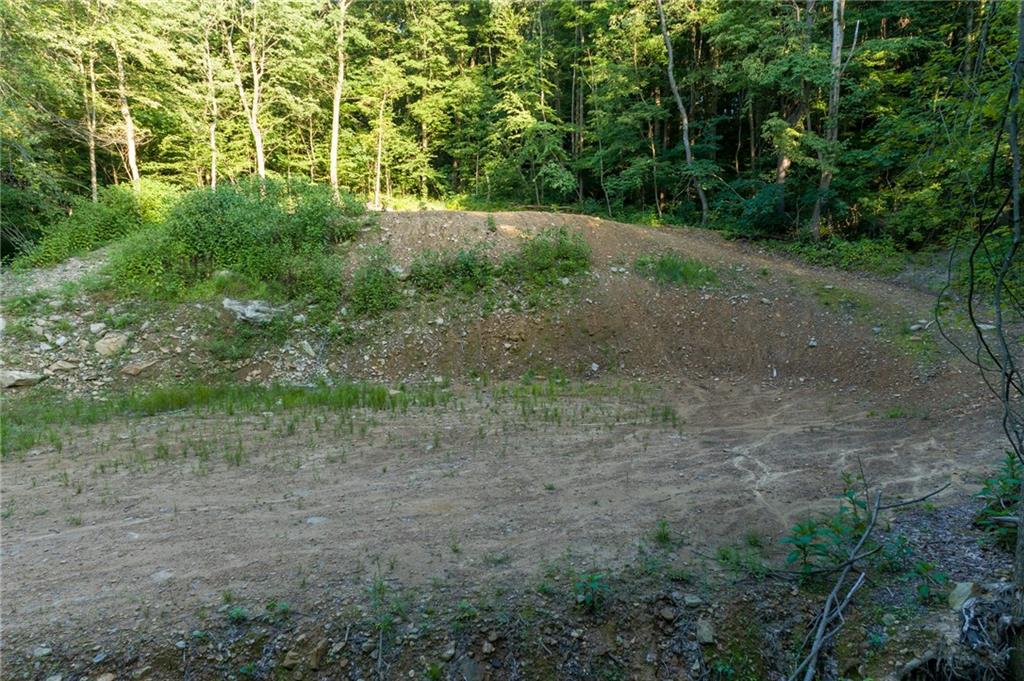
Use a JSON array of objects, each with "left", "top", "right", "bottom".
[{"left": 1, "top": 0, "right": 1021, "bottom": 259}]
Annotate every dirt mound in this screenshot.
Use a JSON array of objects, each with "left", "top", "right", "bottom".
[{"left": 348, "top": 211, "right": 962, "bottom": 403}]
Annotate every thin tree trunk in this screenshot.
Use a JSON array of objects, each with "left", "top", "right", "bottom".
[
  {"left": 83, "top": 54, "right": 99, "bottom": 202},
  {"left": 114, "top": 43, "right": 140, "bottom": 191},
  {"left": 224, "top": 21, "right": 266, "bottom": 179},
  {"left": 808, "top": 0, "right": 850, "bottom": 239},
  {"left": 203, "top": 26, "right": 218, "bottom": 190},
  {"left": 373, "top": 97, "right": 385, "bottom": 210},
  {"left": 656, "top": 0, "right": 708, "bottom": 225},
  {"left": 329, "top": 1, "right": 349, "bottom": 199},
  {"left": 1008, "top": 6, "right": 1024, "bottom": 675},
  {"left": 748, "top": 97, "right": 756, "bottom": 167},
  {"left": 775, "top": 0, "right": 817, "bottom": 218}
]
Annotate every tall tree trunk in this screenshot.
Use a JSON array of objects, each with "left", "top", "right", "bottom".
[
  {"left": 656, "top": 0, "right": 709, "bottom": 226},
  {"left": 82, "top": 54, "right": 99, "bottom": 202},
  {"left": 1009, "top": 6, "right": 1024, "bottom": 676},
  {"left": 373, "top": 97, "right": 386, "bottom": 210},
  {"left": 775, "top": 0, "right": 817, "bottom": 218},
  {"left": 329, "top": 1, "right": 349, "bottom": 199},
  {"left": 114, "top": 43, "right": 140, "bottom": 191},
  {"left": 224, "top": 22, "right": 266, "bottom": 178},
  {"left": 203, "top": 26, "right": 218, "bottom": 190},
  {"left": 808, "top": 0, "right": 852, "bottom": 239}
]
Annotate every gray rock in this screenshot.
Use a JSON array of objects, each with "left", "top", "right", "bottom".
[
  {"left": 948, "top": 582, "right": 977, "bottom": 611},
  {"left": 1, "top": 369, "right": 45, "bottom": 388},
  {"left": 695, "top": 619, "right": 715, "bottom": 644},
  {"left": 32, "top": 645, "right": 52, "bottom": 658},
  {"left": 441, "top": 643, "right": 456, "bottom": 661},
  {"left": 659, "top": 606, "right": 676, "bottom": 622},
  {"left": 89, "top": 322, "right": 107, "bottom": 334},
  {"left": 45, "top": 675, "right": 62, "bottom": 681},
  {"left": 121, "top": 359, "right": 158, "bottom": 377},
  {"left": 457, "top": 657, "right": 484, "bottom": 681},
  {"left": 281, "top": 649, "right": 301, "bottom": 669},
  {"left": 95, "top": 332, "right": 129, "bottom": 356},
  {"left": 683, "top": 594, "right": 704, "bottom": 607},
  {"left": 222, "top": 298, "right": 283, "bottom": 324},
  {"left": 807, "top": 337, "right": 818, "bottom": 348}
]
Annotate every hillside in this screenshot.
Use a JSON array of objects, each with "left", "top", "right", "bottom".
[{"left": 0, "top": 212, "right": 1012, "bottom": 680}]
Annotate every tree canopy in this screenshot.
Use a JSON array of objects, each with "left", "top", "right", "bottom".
[{"left": 2, "top": 0, "right": 1021, "bottom": 255}]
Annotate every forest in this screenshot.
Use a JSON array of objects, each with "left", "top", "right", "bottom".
[{"left": 2, "top": 0, "right": 1021, "bottom": 259}]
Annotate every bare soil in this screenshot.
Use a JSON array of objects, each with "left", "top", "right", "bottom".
[{"left": 0, "top": 211, "right": 1010, "bottom": 679}]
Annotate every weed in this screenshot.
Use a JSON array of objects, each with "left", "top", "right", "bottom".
[
  {"left": 651, "top": 518, "right": 673, "bottom": 547},
  {"left": 975, "top": 451, "right": 1020, "bottom": 548},
  {"left": 634, "top": 252, "right": 718, "bottom": 287},
  {"left": 226, "top": 606, "right": 249, "bottom": 624},
  {"left": 573, "top": 571, "right": 610, "bottom": 613},
  {"left": 349, "top": 247, "right": 401, "bottom": 316}
]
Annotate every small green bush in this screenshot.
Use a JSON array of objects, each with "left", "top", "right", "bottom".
[
  {"left": 508, "top": 227, "right": 591, "bottom": 285},
  {"left": 107, "top": 227, "right": 188, "bottom": 299},
  {"left": 410, "top": 247, "right": 495, "bottom": 295},
  {"left": 349, "top": 248, "right": 400, "bottom": 316},
  {"left": 21, "top": 185, "right": 141, "bottom": 266},
  {"left": 634, "top": 252, "right": 718, "bottom": 287},
  {"left": 773, "top": 237, "right": 907, "bottom": 275},
  {"left": 976, "top": 451, "right": 1020, "bottom": 549},
  {"left": 18, "top": 179, "right": 180, "bottom": 267},
  {"left": 107, "top": 179, "right": 361, "bottom": 306}
]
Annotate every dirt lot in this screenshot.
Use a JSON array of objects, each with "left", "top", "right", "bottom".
[{"left": 0, "top": 211, "right": 1011, "bottom": 678}]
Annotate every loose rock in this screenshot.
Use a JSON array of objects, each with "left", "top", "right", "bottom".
[
  {"left": 95, "top": 332, "right": 129, "bottom": 357},
  {"left": 1, "top": 369, "right": 45, "bottom": 388}
]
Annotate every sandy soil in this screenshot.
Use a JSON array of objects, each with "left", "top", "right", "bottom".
[
  {"left": 0, "top": 210, "right": 1008, "bottom": 674},
  {"left": 1, "top": 378, "right": 1002, "bottom": 652}
]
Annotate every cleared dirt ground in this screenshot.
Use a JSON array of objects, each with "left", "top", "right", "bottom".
[{"left": 0, "top": 211, "right": 1008, "bottom": 677}]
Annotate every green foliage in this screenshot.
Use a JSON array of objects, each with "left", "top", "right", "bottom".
[
  {"left": 634, "top": 252, "right": 718, "bottom": 287},
  {"left": 573, "top": 571, "right": 610, "bottom": 613},
  {"left": 780, "top": 473, "right": 869, "bottom": 578},
  {"left": 349, "top": 248, "right": 401, "bottom": 316},
  {"left": 504, "top": 227, "right": 591, "bottom": 286},
  {"left": 409, "top": 247, "right": 496, "bottom": 295},
  {"left": 1, "top": 381, "right": 450, "bottom": 459},
  {"left": 771, "top": 237, "right": 908, "bottom": 275},
  {"left": 225, "top": 606, "right": 249, "bottom": 624},
  {"left": 975, "top": 452, "right": 1021, "bottom": 549},
  {"left": 909, "top": 561, "right": 948, "bottom": 604},
  {"left": 106, "top": 179, "right": 362, "bottom": 306},
  {"left": 19, "top": 185, "right": 141, "bottom": 267}
]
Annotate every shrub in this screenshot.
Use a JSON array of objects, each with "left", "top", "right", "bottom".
[
  {"left": 975, "top": 451, "right": 1020, "bottom": 549},
  {"left": 573, "top": 571, "right": 610, "bottom": 613},
  {"left": 408, "top": 250, "right": 449, "bottom": 292},
  {"left": 504, "top": 227, "right": 591, "bottom": 285},
  {"left": 634, "top": 252, "right": 718, "bottom": 287},
  {"left": 108, "top": 179, "right": 363, "bottom": 305},
  {"left": 410, "top": 247, "right": 496, "bottom": 295},
  {"left": 349, "top": 248, "right": 400, "bottom": 316},
  {"left": 774, "top": 236, "right": 907, "bottom": 275},
  {"left": 108, "top": 227, "right": 188, "bottom": 299},
  {"left": 18, "top": 179, "right": 180, "bottom": 268},
  {"left": 20, "top": 185, "right": 141, "bottom": 266}
]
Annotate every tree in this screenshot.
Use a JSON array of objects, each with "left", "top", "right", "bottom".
[
  {"left": 222, "top": 0, "right": 274, "bottom": 178},
  {"left": 656, "top": 0, "right": 708, "bottom": 225},
  {"left": 328, "top": 0, "right": 353, "bottom": 198},
  {"left": 807, "top": 0, "right": 858, "bottom": 239}
]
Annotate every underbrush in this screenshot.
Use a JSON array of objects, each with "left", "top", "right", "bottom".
[
  {"left": 107, "top": 178, "right": 366, "bottom": 306},
  {"left": 15, "top": 179, "right": 179, "bottom": 267},
  {"left": 975, "top": 452, "right": 1021, "bottom": 549},
  {"left": 634, "top": 251, "right": 718, "bottom": 287},
  {"left": 405, "top": 226, "right": 591, "bottom": 302},
  {"left": 0, "top": 381, "right": 450, "bottom": 459},
  {"left": 768, "top": 236, "right": 908, "bottom": 275}
]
